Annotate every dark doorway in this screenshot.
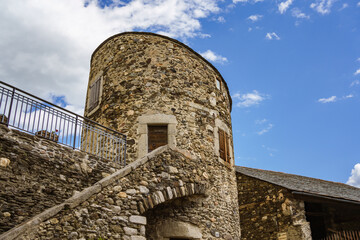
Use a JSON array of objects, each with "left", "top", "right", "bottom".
[
  {"left": 305, "top": 202, "right": 327, "bottom": 239},
  {"left": 148, "top": 125, "right": 168, "bottom": 152}
]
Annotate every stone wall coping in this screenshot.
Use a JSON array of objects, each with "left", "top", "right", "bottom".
[{"left": 0, "top": 144, "right": 198, "bottom": 240}]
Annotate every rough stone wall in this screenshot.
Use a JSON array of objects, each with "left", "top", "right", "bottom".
[
  {"left": 83, "top": 32, "right": 240, "bottom": 238},
  {"left": 85, "top": 32, "right": 232, "bottom": 163},
  {"left": 18, "top": 147, "right": 241, "bottom": 239},
  {"left": 0, "top": 124, "right": 120, "bottom": 233},
  {"left": 236, "top": 173, "right": 312, "bottom": 240}
]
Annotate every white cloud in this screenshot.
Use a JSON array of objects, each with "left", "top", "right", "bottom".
[
  {"left": 292, "top": 8, "right": 310, "bottom": 19},
  {"left": 354, "top": 69, "right": 360, "bottom": 75},
  {"left": 258, "top": 123, "right": 273, "bottom": 135},
  {"left": 233, "top": 0, "right": 263, "bottom": 3},
  {"left": 357, "top": 2, "right": 360, "bottom": 7},
  {"left": 310, "top": 0, "right": 336, "bottom": 15},
  {"left": 344, "top": 94, "right": 354, "bottom": 99},
  {"left": 200, "top": 50, "right": 228, "bottom": 63},
  {"left": 255, "top": 118, "right": 268, "bottom": 124},
  {"left": 347, "top": 163, "right": 360, "bottom": 188},
  {"left": 261, "top": 144, "right": 277, "bottom": 157},
  {"left": 248, "top": 14, "right": 263, "bottom": 22},
  {"left": 257, "top": 120, "right": 274, "bottom": 136},
  {"left": 318, "top": 94, "right": 354, "bottom": 103},
  {"left": 265, "top": 32, "right": 280, "bottom": 40},
  {"left": 339, "top": 3, "right": 348, "bottom": 10},
  {"left": 278, "top": 0, "right": 294, "bottom": 14},
  {"left": 0, "top": 0, "right": 220, "bottom": 112},
  {"left": 217, "top": 16, "right": 226, "bottom": 23},
  {"left": 232, "top": 90, "right": 269, "bottom": 107},
  {"left": 318, "top": 96, "right": 337, "bottom": 103},
  {"left": 233, "top": 0, "right": 248, "bottom": 3},
  {"left": 350, "top": 80, "right": 360, "bottom": 87}
]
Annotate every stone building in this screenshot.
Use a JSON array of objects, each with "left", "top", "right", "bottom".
[
  {"left": 83, "top": 32, "right": 240, "bottom": 239},
  {"left": 0, "top": 32, "right": 360, "bottom": 240},
  {"left": 236, "top": 167, "right": 360, "bottom": 240}
]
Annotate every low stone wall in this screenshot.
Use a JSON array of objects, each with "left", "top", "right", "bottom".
[
  {"left": 236, "top": 173, "right": 311, "bottom": 240},
  {"left": 2, "top": 146, "right": 240, "bottom": 239},
  {"left": 0, "top": 124, "right": 120, "bottom": 233}
]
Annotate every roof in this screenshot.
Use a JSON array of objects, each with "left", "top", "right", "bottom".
[{"left": 236, "top": 166, "right": 360, "bottom": 204}]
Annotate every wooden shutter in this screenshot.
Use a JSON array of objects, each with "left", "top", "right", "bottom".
[
  {"left": 219, "top": 129, "right": 231, "bottom": 164},
  {"left": 148, "top": 125, "right": 168, "bottom": 152},
  {"left": 88, "top": 77, "right": 101, "bottom": 111},
  {"left": 219, "top": 129, "right": 226, "bottom": 160},
  {"left": 225, "top": 132, "right": 230, "bottom": 163}
]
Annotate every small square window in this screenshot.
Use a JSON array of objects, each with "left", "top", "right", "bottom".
[
  {"left": 216, "top": 78, "right": 221, "bottom": 90},
  {"left": 148, "top": 125, "right": 168, "bottom": 152}
]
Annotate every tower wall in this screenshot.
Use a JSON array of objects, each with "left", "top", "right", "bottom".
[{"left": 85, "top": 32, "right": 240, "bottom": 238}]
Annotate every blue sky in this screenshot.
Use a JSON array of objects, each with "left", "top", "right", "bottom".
[{"left": 0, "top": 0, "right": 359, "bottom": 186}]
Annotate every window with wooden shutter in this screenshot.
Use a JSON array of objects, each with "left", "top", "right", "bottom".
[
  {"left": 219, "top": 128, "right": 231, "bottom": 164},
  {"left": 148, "top": 125, "right": 168, "bottom": 152},
  {"left": 219, "top": 128, "right": 226, "bottom": 160},
  {"left": 88, "top": 77, "right": 101, "bottom": 112}
]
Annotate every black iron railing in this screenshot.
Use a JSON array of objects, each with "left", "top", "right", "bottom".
[{"left": 0, "top": 81, "right": 126, "bottom": 165}]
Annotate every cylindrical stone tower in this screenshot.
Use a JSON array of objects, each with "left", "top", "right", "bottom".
[{"left": 85, "top": 32, "right": 240, "bottom": 239}]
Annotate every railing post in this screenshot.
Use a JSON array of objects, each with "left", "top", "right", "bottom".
[
  {"left": 6, "top": 88, "right": 15, "bottom": 127},
  {"left": 73, "top": 115, "right": 78, "bottom": 149},
  {"left": 124, "top": 135, "right": 127, "bottom": 166}
]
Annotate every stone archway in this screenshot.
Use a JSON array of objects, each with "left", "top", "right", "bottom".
[
  {"left": 137, "top": 182, "right": 207, "bottom": 214},
  {"left": 137, "top": 182, "right": 207, "bottom": 240}
]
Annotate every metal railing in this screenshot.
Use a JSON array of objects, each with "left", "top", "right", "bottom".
[
  {"left": 322, "top": 230, "right": 360, "bottom": 240},
  {"left": 0, "top": 81, "right": 126, "bottom": 165}
]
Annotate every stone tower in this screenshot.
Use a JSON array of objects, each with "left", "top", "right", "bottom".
[{"left": 85, "top": 32, "right": 240, "bottom": 239}]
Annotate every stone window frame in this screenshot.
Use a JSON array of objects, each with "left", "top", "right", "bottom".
[
  {"left": 86, "top": 71, "right": 103, "bottom": 116},
  {"left": 214, "top": 118, "right": 234, "bottom": 167},
  {"left": 138, "top": 114, "right": 177, "bottom": 158}
]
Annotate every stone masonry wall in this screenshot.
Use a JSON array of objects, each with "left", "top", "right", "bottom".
[
  {"left": 0, "top": 124, "right": 120, "bottom": 233},
  {"left": 86, "top": 32, "right": 233, "bottom": 163},
  {"left": 83, "top": 32, "right": 241, "bottom": 238},
  {"left": 236, "top": 172, "right": 312, "bottom": 240},
  {"left": 17, "top": 146, "right": 241, "bottom": 239}
]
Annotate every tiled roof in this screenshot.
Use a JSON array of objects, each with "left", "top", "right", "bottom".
[{"left": 236, "top": 166, "right": 360, "bottom": 203}]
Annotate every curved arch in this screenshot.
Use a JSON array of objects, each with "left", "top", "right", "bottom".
[
  {"left": 138, "top": 182, "right": 207, "bottom": 214},
  {"left": 90, "top": 31, "right": 232, "bottom": 110}
]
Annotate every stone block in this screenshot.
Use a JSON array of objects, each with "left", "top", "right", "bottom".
[
  {"left": 129, "top": 215, "right": 147, "bottom": 225},
  {"left": 131, "top": 236, "right": 146, "bottom": 240},
  {"left": 167, "top": 166, "right": 178, "bottom": 173},
  {"left": 156, "top": 191, "right": 165, "bottom": 203},
  {"left": 166, "top": 187, "right": 173, "bottom": 199},
  {"left": 126, "top": 189, "right": 137, "bottom": 195},
  {"left": 124, "top": 227, "right": 138, "bottom": 235},
  {"left": 0, "top": 157, "right": 10, "bottom": 167},
  {"left": 139, "top": 186, "right": 149, "bottom": 194},
  {"left": 117, "top": 192, "right": 127, "bottom": 198}
]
